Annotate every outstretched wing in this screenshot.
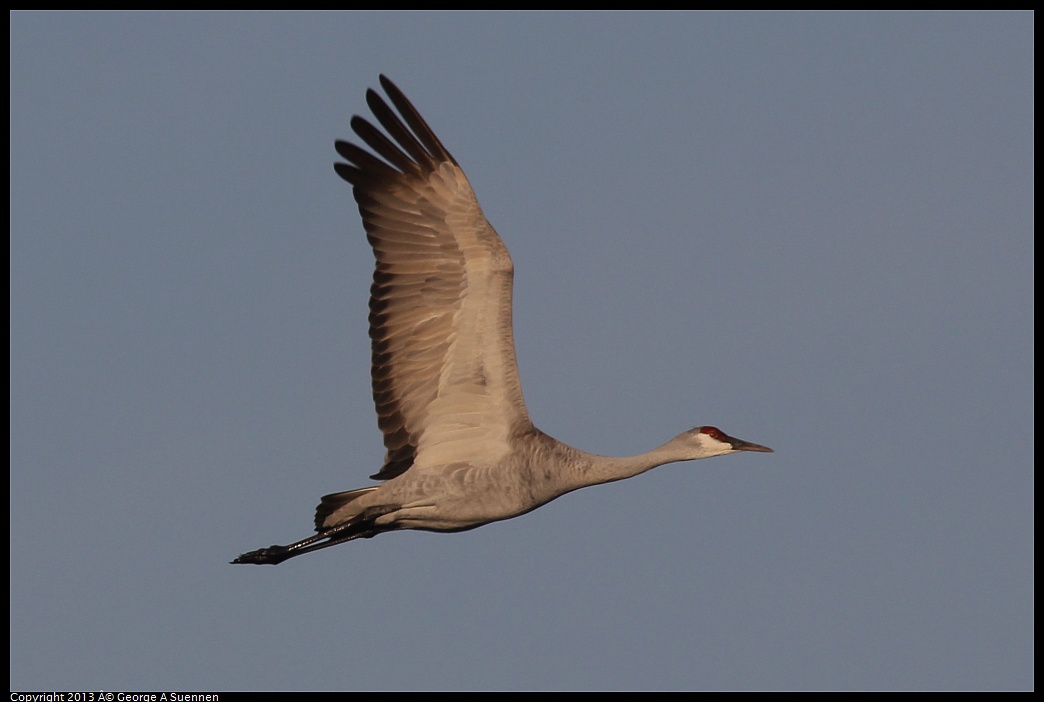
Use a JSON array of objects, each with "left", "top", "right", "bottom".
[{"left": 334, "top": 76, "right": 531, "bottom": 481}]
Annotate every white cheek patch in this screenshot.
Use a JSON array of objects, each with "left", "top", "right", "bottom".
[{"left": 698, "top": 433, "right": 734, "bottom": 454}]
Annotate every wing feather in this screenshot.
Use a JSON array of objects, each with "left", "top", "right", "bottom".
[{"left": 335, "top": 76, "right": 532, "bottom": 481}]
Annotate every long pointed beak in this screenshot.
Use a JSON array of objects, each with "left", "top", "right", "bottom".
[{"left": 730, "top": 437, "right": 774, "bottom": 453}]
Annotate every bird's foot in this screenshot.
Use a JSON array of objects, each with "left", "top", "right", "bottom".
[{"left": 231, "top": 544, "right": 290, "bottom": 565}]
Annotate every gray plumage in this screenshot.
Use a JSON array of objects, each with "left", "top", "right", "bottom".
[{"left": 233, "top": 76, "right": 771, "bottom": 565}]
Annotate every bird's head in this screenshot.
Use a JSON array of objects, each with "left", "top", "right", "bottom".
[{"left": 671, "top": 425, "right": 774, "bottom": 460}]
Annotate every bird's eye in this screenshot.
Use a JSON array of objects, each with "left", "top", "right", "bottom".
[{"left": 700, "top": 426, "right": 724, "bottom": 439}]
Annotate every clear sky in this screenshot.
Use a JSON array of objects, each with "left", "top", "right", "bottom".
[{"left": 10, "top": 11, "right": 1032, "bottom": 691}]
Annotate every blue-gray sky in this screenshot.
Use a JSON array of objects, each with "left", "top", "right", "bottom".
[{"left": 10, "top": 11, "right": 1032, "bottom": 691}]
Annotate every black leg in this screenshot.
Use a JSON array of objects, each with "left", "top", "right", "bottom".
[{"left": 231, "top": 520, "right": 379, "bottom": 565}]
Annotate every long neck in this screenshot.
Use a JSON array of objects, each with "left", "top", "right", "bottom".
[
  {"left": 583, "top": 441, "right": 692, "bottom": 486},
  {"left": 544, "top": 435, "right": 698, "bottom": 496},
  {"left": 521, "top": 429, "right": 702, "bottom": 504}
]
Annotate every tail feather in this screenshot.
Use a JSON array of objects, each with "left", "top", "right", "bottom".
[{"left": 314, "top": 486, "right": 379, "bottom": 531}]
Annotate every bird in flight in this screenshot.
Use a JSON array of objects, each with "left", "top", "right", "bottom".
[{"left": 232, "top": 76, "right": 772, "bottom": 565}]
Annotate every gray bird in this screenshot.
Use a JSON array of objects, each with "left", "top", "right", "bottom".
[{"left": 233, "top": 76, "right": 772, "bottom": 565}]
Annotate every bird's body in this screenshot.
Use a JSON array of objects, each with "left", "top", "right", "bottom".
[{"left": 233, "top": 76, "right": 772, "bottom": 565}]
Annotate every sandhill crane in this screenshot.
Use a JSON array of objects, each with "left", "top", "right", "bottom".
[{"left": 232, "top": 76, "right": 772, "bottom": 565}]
